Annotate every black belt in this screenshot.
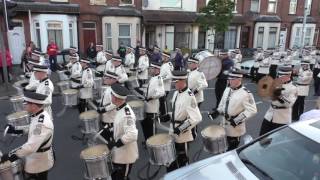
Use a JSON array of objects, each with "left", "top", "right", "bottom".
[
  {"left": 271, "top": 105, "right": 287, "bottom": 109},
  {"left": 71, "top": 78, "right": 81, "bottom": 83},
  {"left": 37, "top": 146, "right": 51, "bottom": 153},
  {"left": 296, "top": 83, "right": 309, "bottom": 86}
]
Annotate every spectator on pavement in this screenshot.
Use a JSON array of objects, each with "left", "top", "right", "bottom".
[
  {"left": 0, "top": 49, "right": 13, "bottom": 82},
  {"left": 135, "top": 40, "right": 141, "bottom": 67},
  {"left": 86, "top": 42, "right": 96, "bottom": 60},
  {"left": 21, "top": 41, "right": 36, "bottom": 70},
  {"left": 46, "top": 39, "right": 59, "bottom": 72},
  {"left": 117, "top": 42, "right": 126, "bottom": 59},
  {"left": 174, "top": 48, "right": 184, "bottom": 70}
]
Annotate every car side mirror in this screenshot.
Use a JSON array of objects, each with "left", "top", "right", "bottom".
[{"left": 243, "top": 134, "right": 253, "bottom": 145}]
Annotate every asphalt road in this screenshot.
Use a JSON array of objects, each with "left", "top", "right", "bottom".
[{"left": 0, "top": 75, "right": 317, "bottom": 180}]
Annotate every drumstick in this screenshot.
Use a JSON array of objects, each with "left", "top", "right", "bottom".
[
  {"left": 3, "top": 126, "right": 9, "bottom": 138},
  {"left": 156, "top": 118, "right": 173, "bottom": 133}
]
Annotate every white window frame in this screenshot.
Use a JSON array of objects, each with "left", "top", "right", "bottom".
[
  {"left": 69, "top": 22, "right": 75, "bottom": 47},
  {"left": 119, "top": 0, "right": 134, "bottom": 6},
  {"left": 118, "top": 24, "right": 132, "bottom": 47},
  {"left": 250, "top": 0, "right": 260, "bottom": 12},
  {"left": 231, "top": 0, "right": 237, "bottom": 13},
  {"left": 46, "top": 21, "right": 64, "bottom": 49},
  {"left": 307, "top": 0, "right": 312, "bottom": 15},
  {"left": 105, "top": 23, "right": 112, "bottom": 51},
  {"left": 89, "top": 0, "right": 106, "bottom": 5},
  {"left": 268, "top": 27, "right": 278, "bottom": 48},
  {"left": 256, "top": 27, "right": 264, "bottom": 48},
  {"left": 34, "top": 21, "right": 41, "bottom": 49},
  {"left": 289, "top": 0, "right": 297, "bottom": 14},
  {"left": 267, "top": 0, "right": 277, "bottom": 13},
  {"left": 160, "top": 0, "right": 182, "bottom": 9},
  {"left": 314, "top": 28, "right": 319, "bottom": 46}
]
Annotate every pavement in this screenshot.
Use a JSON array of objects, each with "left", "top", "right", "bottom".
[{"left": 0, "top": 68, "right": 318, "bottom": 180}]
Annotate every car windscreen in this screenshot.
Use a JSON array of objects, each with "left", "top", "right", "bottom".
[{"left": 238, "top": 127, "right": 320, "bottom": 180}]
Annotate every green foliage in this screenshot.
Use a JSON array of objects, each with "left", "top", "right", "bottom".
[{"left": 197, "top": 0, "right": 234, "bottom": 32}]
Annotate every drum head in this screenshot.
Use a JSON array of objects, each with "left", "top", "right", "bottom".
[
  {"left": 7, "top": 111, "right": 29, "bottom": 121},
  {"left": 147, "top": 133, "right": 172, "bottom": 146},
  {"left": 201, "top": 125, "right": 226, "bottom": 138},
  {"left": 80, "top": 145, "right": 109, "bottom": 159},
  {"left": 62, "top": 89, "right": 78, "bottom": 95},
  {"left": 128, "top": 100, "right": 144, "bottom": 108},
  {"left": 197, "top": 52, "right": 222, "bottom": 80},
  {"left": 79, "top": 110, "right": 99, "bottom": 120}
]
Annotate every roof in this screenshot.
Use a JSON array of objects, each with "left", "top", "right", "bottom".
[
  {"left": 293, "top": 16, "right": 316, "bottom": 24},
  {"left": 0, "top": 1, "right": 80, "bottom": 14},
  {"left": 100, "top": 6, "right": 142, "bottom": 17},
  {"left": 143, "top": 10, "right": 198, "bottom": 24},
  {"left": 255, "top": 15, "right": 281, "bottom": 22}
]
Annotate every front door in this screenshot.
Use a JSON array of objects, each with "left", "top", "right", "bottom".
[
  {"left": 241, "top": 26, "right": 250, "bottom": 48},
  {"left": 83, "top": 30, "right": 96, "bottom": 52},
  {"left": 8, "top": 21, "right": 25, "bottom": 65}
]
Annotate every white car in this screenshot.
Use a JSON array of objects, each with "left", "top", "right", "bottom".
[{"left": 164, "top": 119, "right": 320, "bottom": 180}]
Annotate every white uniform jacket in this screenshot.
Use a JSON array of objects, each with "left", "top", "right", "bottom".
[
  {"left": 104, "top": 60, "right": 113, "bottom": 73},
  {"left": 13, "top": 109, "right": 54, "bottom": 174},
  {"left": 25, "top": 72, "right": 39, "bottom": 91},
  {"left": 217, "top": 86, "right": 257, "bottom": 137},
  {"left": 96, "top": 51, "right": 107, "bottom": 72},
  {"left": 258, "top": 57, "right": 271, "bottom": 74},
  {"left": 69, "top": 62, "right": 82, "bottom": 88},
  {"left": 36, "top": 78, "right": 54, "bottom": 105},
  {"left": 108, "top": 64, "right": 128, "bottom": 83},
  {"left": 80, "top": 67, "right": 94, "bottom": 99},
  {"left": 112, "top": 103, "right": 139, "bottom": 164},
  {"left": 188, "top": 69, "right": 208, "bottom": 103},
  {"left": 296, "top": 68, "right": 313, "bottom": 96},
  {"left": 160, "top": 62, "right": 174, "bottom": 92},
  {"left": 100, "top": 86, "right": 117, "bottom": 123},
  {"left": 124, "top": 52, "right": 135, "bottom": 73},
  {"left": 137, "top": 55, "right": 149, "bottom": 80},
  {"left": 145, "top": 75, "right": 165, "bottom": 113},
  {"left": 171, "top": 88, "right": 202, "bottom": 143},
  {"left": 234, "top": 54, "right": 242, "bottom": 69},
  {"left": 264, "top": 81, "right": 298, "bottom": 124}
]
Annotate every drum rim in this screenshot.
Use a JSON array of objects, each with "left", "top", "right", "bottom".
[
  {"left": 62, "top": 89, "right": 79, "bottom": 94},
  {"left": 10, "top": 95, "right": 24, "bottom": 102},
  {"left": 80, "top": 145, "right": 110, "bottom": 160},
  {"left": 201, "top": 125, "right": 226, "bottom": 139},
  {"left": 6, "top": 111, "right": 29, "bottom": 120},
  {"left": 146, "top": 133, "right": 174, "bottom": 147}
]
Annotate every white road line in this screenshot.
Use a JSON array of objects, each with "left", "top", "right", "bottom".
[{"left": 256, "top": 101, "right": 263, "bottom": 105}]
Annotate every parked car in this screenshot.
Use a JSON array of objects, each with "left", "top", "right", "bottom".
[{"left": 164, "top": 119, "right": 320, "bottom": 180}]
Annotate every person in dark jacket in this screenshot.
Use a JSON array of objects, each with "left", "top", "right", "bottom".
[
  {"left": 151, "top": 46, "right": 161, "bottom": 63},
  {"left": 117, "top": 42, "right": 127, "bottom": 59},
  {"left": 174, "top": 48, "right": 183, "bottom": 70},
  {"left": 86, "top": 42, "right": 96, "bottom": 60}
]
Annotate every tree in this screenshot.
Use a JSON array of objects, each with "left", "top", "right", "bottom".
[{"left": 197, "top": 0, "right": 234, "bottom": 33}]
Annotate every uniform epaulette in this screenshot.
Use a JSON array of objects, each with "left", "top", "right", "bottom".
[
  {"left": 242, "top": 87, "right": 251, "bottom": 93},
  {"left": 38, "top": 114, "right": 44, "bottom": 123},
  {"left": 45, "top": 80, "right": 49, "bottom": 86},
  {"left": 188, "top": 89, "right": 194, "bottom": 96},
  {"left": 124, "top": 107, "right": 131, "bottom": 115},
  {"left": 87, "top": 68, "right": 90, "bottom": 72}
]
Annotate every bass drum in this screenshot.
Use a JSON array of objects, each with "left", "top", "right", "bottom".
[{"left": 195, "top": 51, "right": 222, "bottom": 80}]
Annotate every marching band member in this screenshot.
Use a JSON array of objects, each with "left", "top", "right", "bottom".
[
  {"left": 292, "top": 60, "right": 313, "bottom": 121},
  {"left": 257, "top": 54, "right": 270, "bottom": 82},
  {"left": 108, "top": 55, "right": 128, "bottom": 84},
  {"left": 251, "top": 49, "right": 263, "bottom": 82},
  {"left": 232, "top": 49, "right": 242, "bottom": 69},
  {"left": 212, "top": 69, "right": 257, "bottom": 150},
  {"left": 260, "top": 66, "right": 297, "bottom": 135},
  {"left": 25, "top": 50, "right": 46, "bottom": 91},
  {"left": 69, "top": 46, "right": 79, "bottom": 61},
  {"left": 141, "top": 62, "right": 165, "bottom": 142},
  {"left": 104, "top": 50, "right": 114, "bottom": 73},
  {"left": 137, "top": 47, "right": 149, "bottom": 88},
  {"left": 269, "top": 53, "right": 279, "bottom": 79},
  {"left": 96, "top": 71, "right": 118, "bottom": 128},
  {"left": 1, "top": 91, "right": 54, "bottom": 180},
  {"left": 67, "top": 55, "right": 83, "bottom": 89},
  {"left": 75, "top": 58, "right": 94, "bottom": 113},
  {"left": 124, "top": 46, "right": 135, "bottom": 74},
  {"left": 159, "top": 52, "right": 174, "bottom": 118},
  {"left": 167, "top": 70, "right": 202, "bottom": 172},
  {"left": 96, "top": 84, "right": 138, "bottom": 180},
  {"left": 96, "top": 44, "right": 107, "bottom": 73},
  {"left": 33, "top": 65, "right": 54, "bottom": 121}
]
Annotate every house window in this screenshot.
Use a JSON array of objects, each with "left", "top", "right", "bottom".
[
  {"left": 89, "top": 0, "right": 106, "bottom": 5},
  {"left": 165, "top": 26, "right": 174, "bottom": 50},
  {"left": 289, "top": 0, "right": 297, "bottom": 14},
  {"left": 118, "top": 24, "right": 131, "bottom": 47},
  {"left": 120, "top": 0, "right": 133, "bottom": 5},
  {"left": 82, "top": 22, "right": 96, "bottom": 29},
  {"left": 47, "top": 21, "right": 63, "bottom": 49},
  {"left": 268, "top": 27, "right": 277, "bottom": 48},
  {"left": 69, "top": 23, "right": 74, "bottom": 47},
  {"left": 224, "top": 26, "right": 237, "bottom": 49},
  {"left": 34, "top": 22, "right": 41, "bottom": 49},
  {"left": 314, "top": 28, "right": 319, "bottom": 46},
  {"left": 160, "top": 0, "right": 182, "bottom": 8},
  {"left": 256, "top": 27, "right": 264, "bottom": 48},
  {"left": 136, "top": 24, "right": 140, "bottom": 43},
  {"left": 293, "top": 27, "right": 301, "bottom": 48},
  {"left": 268, "top": 0, "right": 277, "bottom": 13},
  {"left": 250, "top": 0, "right": 260, "bottom": 12},
  {"left": 307, "top": 0, "right": 312, "bottom": 15},
  {"left": 231, "top": 0, "right": 237, "bottom": 13},
  {"left": 305, "top": 27, "right": 312, "bottom": 46},
  {"left": 105, "top": 23, "right": 112, "bottom": 51}
]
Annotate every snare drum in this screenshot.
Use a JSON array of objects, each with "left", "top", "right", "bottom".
[
  {"left": 146, "top": 133, "right": 176, "bottom": 166},
  {"left": 10, "top": 95, "right": 24, "bottom": 111},
  {"left": 57, "top": 81, "right": 70, "bottom": 93},
  {"left": 127, "top": 100, "right": 145, "bottom": 120},
  {"left": 80, "top": 145, "right": 112, "bottom": 179},
  {"left": 0, "top": 160, "right": 23, "bottom": 180},
  {"left": 79, "top": 110, "right": 100, "bottom": 134},
  {"left": 6, "top": 111, "right": 30, "bottom": 132},
  {"left": 201, "top": 125, "right": 227, "bottom": 154},
  {"left": 94, "top": 77, "right": 102, "bottom": 90},
  {"left": 62, "top": 89, "right": 78, "bottom": 106},
  {"left": 57, "top": 70, "right": 69, "bottom": 81},
  {"left": 13, "top": 80, "right": 29, "bottom": 95}
]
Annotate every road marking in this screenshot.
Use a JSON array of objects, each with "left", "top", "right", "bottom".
[{"left": 256, "top": 101, "right": 263, "bottom": 105}]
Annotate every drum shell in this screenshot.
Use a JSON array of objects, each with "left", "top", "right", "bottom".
[
  {"left": 128, "top": 101, "right": 145, "bottom": 121},
  {"left": 81, "top": 153, "right": 112, "bottom": 179},
  {"left": 10, "top": 95, "right": 24, "bottom": 112},
  {"left": 94, "top": 78, "right": 102, "bottom": 90},
  {"left": 13, "top": 80, "right": 28, "bottom": 95},
  {"left": 80, "top": 112, "right": 100, "bottom": 134},
  {"left": 202, "top": 133, "right": 227, "bottom": 155},
  {"left": 57, "top": 70, "right": 69, "bottom": 81},
  {"left": 146, "top": 137, "right": 176, "bottom": 166},
  {"left": 57, "top": 81, "right": 70, "bottom": 93},
  {"left": 62, "top": 89, "right": 79, "bottom": 106},
  {"left": 99, "top": 86, "right": 109, "bottom": 100},
  {"left": 6, "top": 111, "right": 30, "bottom": 132},
  {"left": 0, "top": 160, "right": 24, "bottom": 180}
]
